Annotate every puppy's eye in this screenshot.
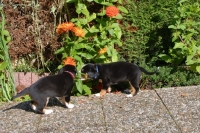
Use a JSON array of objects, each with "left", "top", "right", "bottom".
[{"left": 81, "top": 69, "right": 84, "bottom": 72}]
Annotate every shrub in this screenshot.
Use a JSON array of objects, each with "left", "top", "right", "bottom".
[
  {"left": 55, "top": 0, "right": 128, "bottom": 95},
  {"left": 0, "top": 8, "right": 15, "bottom": 102},
  {"left": 159, "top": 0, "right": 200, "bottom": 73}
]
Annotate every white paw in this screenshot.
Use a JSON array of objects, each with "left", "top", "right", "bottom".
[
  {"left": 31, "top": 104, "right": 37, "bottom": 111},
  {"left": 66, "top": 103, "right": 74, "bottom": 109},
  {"left": 95, "top": 93, "right": 100, "bottom": 97},
  {"left": 43, "top": 109, "right": 53, "bottom": 114},
  {"left": 126, "top": 94, "right": 133, "bottom": 98}
]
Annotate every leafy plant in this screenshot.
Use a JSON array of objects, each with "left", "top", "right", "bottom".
[
  {"left": 0, "top": 7, "right": 15, "bottom": 102},
  {"left": 141, "top": 66, "right": 200, "bottom": 89},
  {"left": 159, "top": 0, "right": 200, "bottom": 72},
  {"left": 55, "top": 0, "right": 128, "bottom": 95}
]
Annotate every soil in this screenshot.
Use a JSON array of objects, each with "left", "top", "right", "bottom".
[{"left": 3, "top": 0, "right": 62, "bottom": 69}]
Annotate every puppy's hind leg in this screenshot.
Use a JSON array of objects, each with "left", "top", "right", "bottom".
[
  {"left": 99, "top": 89, "right": 107, "bottom": 98},
  {"left": 34, "top": 97, "right": 53, "bottom": 114},
  {"left": 126, "top": 80, "right": 139, "bottom": 98}
]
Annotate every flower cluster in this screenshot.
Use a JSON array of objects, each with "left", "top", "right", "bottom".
[
  {"left": 56, "top": 22, "right": 85, "bottom": 37},
  {"left": 62, "top": 57, "right": 76, "bottom": 66},
  {"left": 98, "top": 48, "right": 107, "bottom": 54},
  {"left": 106, "top": 6, "right": 119, "bottom": 17}
]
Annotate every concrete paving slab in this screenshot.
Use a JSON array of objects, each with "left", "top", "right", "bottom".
[
  {"left": 0, "top": 86, "right": 199, "bottom": 133},
  {"left": 156, "top": 86, "right": 200, "bottom": 133},
  {"left": 0, "top": 101, "right": 40, "bottom": 133},
  {"left": 38, "top": 96, "right": 106, "bottom": 133},
  {"left": 101, "top": 91, "right": 180, "bottom": 133}
]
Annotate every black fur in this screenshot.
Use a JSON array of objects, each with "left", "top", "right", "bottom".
[
  {"left": 11, "top": 65, "right": 77, "bottom": 114},
  {"left": 81, "top": 61, "right": 158, "bottom": 98}
]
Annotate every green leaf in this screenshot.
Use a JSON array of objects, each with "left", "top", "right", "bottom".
[
  {"left": 108, "top": 29, "right": 114, "bottom": 36},
  {"left": 158, "top": 54, "right": 171, "bottom": 63},
  {"left": 79, "top": 18, "right": 88, "bottom": 25},
  {"left": 94, "top": 0, "right": 112, "bottom": 5},
  {"left": 0, "top": 61, "right": 8, "bottom": 71},
  {"left": 177, "top": 24, "right": 186, "bottom": 30},
  {"left": 55, "top": 47, "right": 64, "bottom": 54},
  {"left": 87, "top": 0, "right": 93, "bottom": 2},
  {"left": 2, "top": 30, "right": 11, "bottom": 44},
  {"left": 111, "top": 23, "right": 119, "bottom": 28},
  {"left": 83, "top": 84, "right": 91, "bottom": 95},
  {"left": 82, "top": 6, "right": 90, "bottom": 17},
  {"left": 168, "top": 25, "right": 176, "bottom": 29},
  {"left": 118, "top": 6, "right": 128, "bottom": 14},
  {"left": 114, "top": 28, "right": 122, "bottom": 39},
  {"left": 113, "top": 14, "right": 123, "bottom": 19},
  {"left": 77, "top": 52, "right": 94, "bottom": 59},
  {"left": 173, "top": 42, "right": 185, "bottom": 49},
  {"left": 97, "top": 10, "right": 106, "bottom": 16},
  {"left": 89, "top": 25, "right": 99, "bottom": 33},
  {"left": 76, "top": 3, "right": 85, "bottom": 14},
  {"left": 196, "top": 66, "right": 200, "bottom": 73},
  {"left": 75, "top": 80, "right": 83, "bottom": 94},
  {"left": 88, "top": 13, "right": 96, "bottom": 22},
  {"left": 66, "top": 0, "right": 78, "bottom": 3},
  {"left": 111, "top": 49, "right": 118, "bottom": 62}
]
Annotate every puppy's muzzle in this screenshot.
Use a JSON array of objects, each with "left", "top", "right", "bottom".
[
  {"left": 81, "top": 73, "right": 89, "bottom": 80},
  {"left": 81, "top": 72, "right": 99, "bottom": 80}
]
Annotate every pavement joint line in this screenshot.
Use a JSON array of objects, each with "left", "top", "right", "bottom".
[
  {"left": 36, "top": 114, "right": 42, "bottom": 133},
  {"left": 153, "top": 89, "right": 183, "bottom": 133},
  {"left": 100, "top": 98, "right": 108, "bottom": 133}
]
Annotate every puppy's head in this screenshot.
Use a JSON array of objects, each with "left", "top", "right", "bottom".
[
  {"left": 81, "top": 63, "right": 99, "bottom": 80},
  {"left": 58, "top": 65, "right": 77, "bottom": 76}
]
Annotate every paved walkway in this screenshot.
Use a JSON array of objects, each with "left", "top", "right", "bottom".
[{"left": 0, "top": 86, "right": 200, "bottom": 133}]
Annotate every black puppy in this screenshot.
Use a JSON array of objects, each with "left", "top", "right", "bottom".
[
  {"left": 11, "top": 65, "right": 76, "bottom": 114},
  {"left": 81, "top": 61, "right": 158, "bottom": 98}
]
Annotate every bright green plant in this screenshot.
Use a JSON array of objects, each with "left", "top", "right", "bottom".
[
  {"left": 0, "top": 7, "right": 15, "bottom": 102},
  {"left": 55, "top": 0, "right": 128, "bottom": 95},
  {"left": 159, "top": 0, "right": 200, "bottom": 72}
]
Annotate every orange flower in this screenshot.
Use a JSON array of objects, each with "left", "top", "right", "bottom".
[
  {"left": 62, "top": 57, "right": 76, "bottom": 66},
  {"left": 106, "top": 6, "right": 119, "bottom": 17},
  {"left": 98, "top": 48, "right": 107, "bottom": 54},
  {"left": 56, "top": 22, "right": 74, "bottom": 34},
  {"left": 72, "top": 27, "right": 85, "bottom": 37}
]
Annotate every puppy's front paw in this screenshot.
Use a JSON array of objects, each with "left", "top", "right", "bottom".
[
  {"left": 43, "top": 109, "right": 53, "bottom": 114},
  {"left": 126, "top": 94, "right": 133, "bottom": 98},
  {"left": 66, "top": 103, "right": 74, "bottom": 109},
  {"left": 94, "top": 93, "right": 100, "bottom": 97}
]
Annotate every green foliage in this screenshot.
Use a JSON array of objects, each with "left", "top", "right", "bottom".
[
  {"left": 142, "top": 66, "right": 200, "bottom": 88},
  {"left": 159, "top": 0, "right": 200, "bottom": 72},
  {"left": 120, "top": 0, "right": 178, "bottom": 65},
  {"left": 55, "top": 0, "right": 127, "bottom": 95},
  {"left": 0, "top": 8, "right": 15, "bottom": 102}
]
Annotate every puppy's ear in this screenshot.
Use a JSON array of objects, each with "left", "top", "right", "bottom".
[{"left": 58, "top": 67, "right": 64, "bottom": 74}]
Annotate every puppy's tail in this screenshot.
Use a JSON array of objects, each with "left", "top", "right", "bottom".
[
  {"left": 139, "top": 67, "right": 159, "bottom": 75},
  {"left": 11, "top": 87, "right": 30, "bottom": 101}
]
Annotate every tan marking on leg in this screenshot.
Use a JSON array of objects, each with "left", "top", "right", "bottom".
[
  {"left": 129, "top": 81, "right": 136, "bottom": 96},
  {"left": 57, "top": 97, "right": 66, "bottom": 105},
  {"left": 42, "top": 97, "right": 51, "bottom": 114},
  {"left": 100, "top": 89, "right": 107, "bottom": 98}
]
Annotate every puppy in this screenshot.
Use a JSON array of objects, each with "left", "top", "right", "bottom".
[
  {"left": 81, "top": 61, "right": 158, "bottom": 98},
  {"left": 11, "top": 65, "right": 77, "bottom": 114}
]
